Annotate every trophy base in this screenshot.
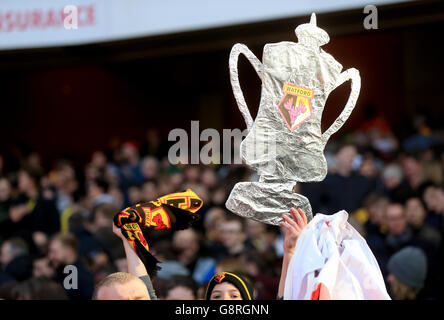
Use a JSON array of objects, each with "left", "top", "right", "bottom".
[{"left": 225, "top": 181, "right": 313, "bottom": 226}]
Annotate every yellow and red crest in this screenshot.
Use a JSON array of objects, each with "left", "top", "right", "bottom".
[
  {"left": 214, "top": 272, "right": 227, "bottom": 283},
  {"left": 146, "top": 207, "right": 171, "bottom": 230},
  {"left": 277, "top": 83, "right": 314, "bottom": 131}
]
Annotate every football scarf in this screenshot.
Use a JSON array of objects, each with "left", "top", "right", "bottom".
[{"left": 113, "top": 189, "right": 203, "bottom": 277}]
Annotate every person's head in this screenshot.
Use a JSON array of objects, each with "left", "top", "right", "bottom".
[
  {"left": 203, "top": 207, "right": 227, "bottom": 241},
  {"left": 0, "top": 237, "right": 29, "bottom": 268},
  {"left": 422, "top": 184, "right": 444, "bottom": 214},
  {"left": 242, "top": 251, "right": 269, "bottom": 278},
  {"left": 245, "top": 219, "right": 266, "bottom": 241},
  {"left": 121, "top": 141, "right": 140, "bottom": 163},
  {"left": 93, "top": 272, "right": 150, "bottom": 300},
  {"left": 402, "top": 154, "right": 422, "bottom": 179},
  {"left": 0, "top": 177, "right": 11, "bottom": 201},
  {"left": 385, "top": 203, "right": 407, "bottom": 236},
  {"left": 87, "top": 178, "right": 109, "bottom": 199},
  {"left": 364, "top": 192, "right": 389, "bottom": 225},
  {"left": 205, "top": 272, "right": 253, "bottom": 300},
  {"left": 200, "top": 167, "right": 218, "bottom": 189},
  {"left": 172, "top": 229, "right": 200, "bottom": 263},
  {"left": 405, "top": 197, "right": 427, "bottom": 228},
  {"left": 18, "top": 167, "right": 41, "bottom": 194},
  {"left": 141, "top": 181, "right": 158, "bottom": 202},
  {"left": 128, "top": 185, "right": 142, "bottom": 204},
  {"left": 334, "top": 144, "right": 357, "bottom": 176},
  {"left": 220, "top": 216, "right": 246, "bottom": 251},
  {"left": 382, "top": 164, "right": 404, "bottom": 190},
  {"left": 48, "top": 233, "right": 78, "bottom": 268},
  {"left": 215, "top": 257, "right": 247, "bottom": 274},
  {"left": 359, "top": 153, "right": 378, "bottom": 178},
  {"left": 91, "top": 151, "right": 107, "bottom": 170},
  {"left": 387, "top": 246, "right": 427, "bottom": 300},
  {"left": 33, "top": 255, "right": 55, "bottom": 278},
  {"left": 141, "top": 156, "right": 159, "bottom": 180},
  {"left": 90, "top": 203, "right": 119, "bottom": 230},
  {"left": 184, "top": 165, "right": 200, "bottom": 183},
  {"left": 165, "top": 275, "right": 197, "bottom": 300},
  {"left": 12, "top": 277, "right": 68, "bottom": 300}
]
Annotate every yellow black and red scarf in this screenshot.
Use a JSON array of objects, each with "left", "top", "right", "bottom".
[{"left": 113, "top": 189, "right": 203, "bottom": 277}]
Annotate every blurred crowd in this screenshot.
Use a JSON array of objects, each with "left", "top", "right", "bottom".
[{"left": 0, "top": 114, "right": 443, "bottom": 300}]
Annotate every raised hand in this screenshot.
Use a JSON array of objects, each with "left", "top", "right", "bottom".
[{"left": 280, "top": 207, "right": 308, "bottom": 256}]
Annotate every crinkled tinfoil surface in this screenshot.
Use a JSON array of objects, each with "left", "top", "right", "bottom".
[{"left": 226, "top": 14, "right": 361, "bottom": 225}]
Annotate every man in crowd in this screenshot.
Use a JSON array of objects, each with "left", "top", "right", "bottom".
[
  {"left": 218, "top": 215, "right": 249, "bottom": 259},
  {"left": 303, "top": 144, "right": 375, "bottom": 214},
  {"left": 47, "top": 232, "right": 94, "bottom": 300},
  {"left": 93, "top": 272, "right": 150, "bottom": 300},
  {"left": 0, "top": 237, "right": 33, "bottom": 282}
]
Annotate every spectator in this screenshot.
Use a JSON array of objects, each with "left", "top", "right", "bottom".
[
  {"left": 387, "top": 246, "right": 428, "bottom": 300},
  {"left": 87, "top": 202, "right": 119, "bottom": 234},
  {"left": 306, "top": 144, "right": 375, "bottom": 214},
  {"left": 9, "top": 167, "right": 60, "bottom": 244},
  {"left": 150, "top": 240, "right": 190, "bottom": 280},
  {"left": 0, "top": 280, "right": 17, "bottom": 299},
  {"left": 381, "top": 163, "right": 408, "bottom": 202},
  {"left": 164, "top": 275, "right": 198, "bottom": 300},
  {"left": 127, "top": 185, "right": 142, "bottom": 205},
  {"left": 384, "top": 203, "right": 414, "bottom": 254},
  {"left": 117, "top": 141, "right": 144, "bottom": 190},
  {"left": 93, "top": 272, "right": 150, "bottom": 300},
  {"left": 242, "top": 250, "right": 279, "bottom": 300},
  {"left": 421, "top": 184, "right": 444, "bottom": 231},
  {"left": 67, "top": 212, "right": 114, "bottom": 273},
  {"left": 214, "top": 257, "right": 246, "bottom": 274},
  {"left": 218, "top": 215, "right": 249, "bottom": 259},
  {"left": 52, "top": 160, "right": 79, "bottom": 214},
  {"left": 86, "top": 178, "right": 114, "bottom": 208},
  {"left": 245, "top": 219, "right": 269, "bottom": 252},
  {"left": 140, "top": 156, "right": 159, "bottom": 182},
  {"left": 203, "top": 207, "right": 227, "bottom": 257},
  {"left": 405, "top": 196, "right": 441, "bottom": 249},
  {"left": 0, "top": 177, "right": 13, "bottom": 242},
  {"left": 355, "top": 192, "right": 389, "bottom": 237},
  {"left": 141, "top": 181, "right": 159, "bottom": 202},
  {"left": 11, "top": 277, "right": 68, "bottom": 300},
  {"left": 381, "top": 202, "right": 436, "bottom": 280},
  {"left": 47, "top": 232, "right": 94, "bottom": 300},
  {"left": 0, "top": 237, "right": 33, "bottom": 282},
  {"left": 172, "top": 229, "right": 216, "bottom": 285},
  {"left": 32, "top": 255, "right": 55, "bottom": 279}
]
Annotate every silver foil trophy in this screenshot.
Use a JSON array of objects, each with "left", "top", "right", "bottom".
[{"left": 226, "top": 13, "right": 361, "bottom": 225}]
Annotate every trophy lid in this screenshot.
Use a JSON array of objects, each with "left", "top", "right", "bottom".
[{"left": 295, "top": 13, "right": 329, "bottom": 48}]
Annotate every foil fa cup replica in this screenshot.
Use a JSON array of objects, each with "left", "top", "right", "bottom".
[{"left": 226, "top": 13, "right": 361, "bottom": 225}]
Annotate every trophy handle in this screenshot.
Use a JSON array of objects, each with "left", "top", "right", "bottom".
[
  {"left": 229, "top": 43, "right": 264, "bottom": 131},
  {"left": 322, "top": 68, "right": 361, "bottom": 142}
]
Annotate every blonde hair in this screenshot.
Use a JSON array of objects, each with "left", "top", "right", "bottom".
[
  {"left": 390, "top": 274, "right": 421, "bottom": 300},
  {"left": 92, "top": 272, "right": 143, "bottom": 300}
]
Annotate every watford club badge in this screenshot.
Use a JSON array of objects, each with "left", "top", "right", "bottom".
[
  {"left": 214, "top": 272, "right": 227, "bottom": 283},
  {"left": 277, "top": 83, "right": 314, "bottom": 131}
]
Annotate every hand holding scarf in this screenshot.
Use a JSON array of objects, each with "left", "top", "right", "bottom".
[{"left": 113, "top": 189, "right": 203, "bottom": 277}]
